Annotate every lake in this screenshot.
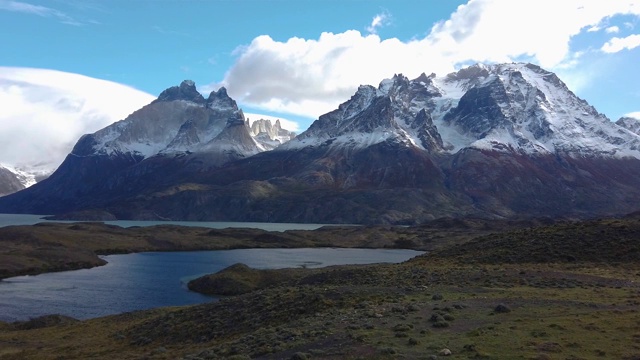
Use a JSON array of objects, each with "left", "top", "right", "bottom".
[
  {"left": 0, "top": 213, "right": 337, "bottom": 231},
  {"left": 0, "top": 248, "right": 423, "bottom": 322}
]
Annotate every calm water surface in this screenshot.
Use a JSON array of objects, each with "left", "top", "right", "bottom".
[
  {"left": 0, "top": 213, "right": 336, "bottom": 231},
  {"left": 0, "top": 248, "right": 423, "bottom": 322}
]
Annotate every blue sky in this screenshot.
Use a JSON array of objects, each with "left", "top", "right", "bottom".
[
  {"left": 1, "top": 0, "right": 640, "bottom": 169},
  {"left": 0, "top": 1, "right": 459, "bottom": 91}
]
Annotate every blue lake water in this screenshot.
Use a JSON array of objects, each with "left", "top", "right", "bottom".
[
  {"left": 0, "top": 248, "right": 423, "bottom": 322},
  {"left": 0, "top": 213, "right": 336, "bottom": 231}
]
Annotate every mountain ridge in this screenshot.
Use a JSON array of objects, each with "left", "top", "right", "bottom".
[
  {"left": 1, "top": 62, "right": 639, "bottom": 223},
  {"left": 282, "top": 63, "right": 640, "bottom": 159}
]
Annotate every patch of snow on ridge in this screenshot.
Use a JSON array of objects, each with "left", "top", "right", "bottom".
[
  {"left": 1, "top": 164, "right": 37, "bottom": 188},
  {"left": 90, "top": 99, "right": 237, "bottom": 158},
  {"left": 263, "top": 63, "right": 640, "bottom": 159},
  {"left": 278, "top": 135, "right": 324, "bottom": 150},
  {"left": 341, "top": 85, "right": 378, "bottom": 121},
  {"left": 506, "top": 64, "right": 640, "bottom": 158},
  {"left": 426, "top": 63, "right": 640, "bottom": 158},
  {"left": 428, "top": 77, "right": 476, "bottom": 153},
  {"left": 334, "top": 129, "right": 398, "bottom": 149},
  {"left": 377, "top": 78, "right": 395, "bottom": 95}
]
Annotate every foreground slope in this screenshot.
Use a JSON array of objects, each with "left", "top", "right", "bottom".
[
  {"left": 1, "top": 217, "right": 639, "bottom": 359},
  {"left": 1, "top": 63, "right": 640, "bottom": 223}
]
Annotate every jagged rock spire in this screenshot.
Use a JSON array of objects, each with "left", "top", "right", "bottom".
[
  {"left": 154, "top": 80, "right": 206, "bottom": 104},
  {"left": 207, "top": 87, "right": 238, "bottom": 110}
]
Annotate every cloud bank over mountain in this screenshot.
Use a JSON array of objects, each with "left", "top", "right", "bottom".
[
  {"left": 0, "top": 67, "right": 155, "bottom": 172},
  {"left": 219, "top": 0, "right": 640, "bottom": 119}
]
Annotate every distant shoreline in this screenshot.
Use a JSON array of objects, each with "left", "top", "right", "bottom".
[
  {"left": 0, "top": 213, "right": 339, "bottom": 231},
  {"left": 0, "top": 221, "right": 427, "bottom": 281}
]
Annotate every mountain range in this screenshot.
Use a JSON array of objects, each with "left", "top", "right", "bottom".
[
  {"left": 1, "top": 63, "right": 639, "bottom": 224},
  {"left": 0, "top": 81, "right": 294, "bottom": 196}
]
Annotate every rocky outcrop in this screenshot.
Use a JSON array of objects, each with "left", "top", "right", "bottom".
[
  {"left": 249, "top": 118, "right": 296, "bottom": 149},
  {"left": 153, "top": 80, "right": 206, "bottom": 104},
  {"left": 616, "top": 116, "right": 640, "bottom": 135}
]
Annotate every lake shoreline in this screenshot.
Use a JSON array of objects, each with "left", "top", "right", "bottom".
[
  {"left": 0, "top": 221, "right": 434, "bottom": 281},
  {"left": 2, "top": 216, "right": 640, "bottom": 359},
  {"left": 0, "top": 213, "right": 338, "bottom": 231},
  {"left": 0, "top": 216, "right": 564, "bottom": 281},
  {"left": 1, "top": 248, "right": 423, "bottom": 322}
]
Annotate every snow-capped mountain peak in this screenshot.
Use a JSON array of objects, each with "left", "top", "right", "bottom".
[
  {"left": 68, "top": 81, "right": 295, "bottom": 164},
  {"left": 4, "top": 64, "right": 640, "bottom": 222},
  {"left": 282, "top": 63, "right": 640, "bottom": 159}
]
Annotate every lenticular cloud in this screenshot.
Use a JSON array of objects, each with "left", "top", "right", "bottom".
[{"left": 0, "top": 67, "right": 154, "bottom": 172}]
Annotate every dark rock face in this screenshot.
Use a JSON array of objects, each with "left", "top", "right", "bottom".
[
  {"left": 300, "top": 85, "right": 382, "bottom": 138},
  {"left": 412, "top": 109, "right": 443, "bottom": 152},
  {"left": 445, "top": 64, "right": 490, "bottom": 83},
  {"left": 165, "top": 119, "right": 201, "bottom": 150},
  {"left": 69, "top": 132, "right": 102, "bottom": 157},
  {"left": 206, "top": 87, "right": 238, "bottom": 110},
  {"left": 444, "top": 77, "right": 510, "bottom": 138},
  {"left": 154, "top": 80, "right": 205, "bottom": 104},
  {"left": 441, "top": 149, "right": 640, "bottom": 218}
]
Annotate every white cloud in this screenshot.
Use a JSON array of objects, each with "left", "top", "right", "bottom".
[
  {"left": 0, "top": 67, "right": 154, "bottom": 171},
  {"left": 590, "top": 25, "right": 622, "bottom": 34},
  {"left": 218, "top": 0, "right": 640, "bottom": 121},
  {"left": 601, "top": 33, "right": 640, "bottom": 52},
  {"left": 426, "top": 1, "right": 640, "bottom": 67},
  {"left": 0, "top": 0, "right": 81, "bottom": 25},
  {"left": 625, "top": 111, "right": 640, "bottom": 119},
  {"left": 605, "top": 26, "right": 620, "bottom": 33},
  {"left": 366, "top": 12, "right": 391, "bottom": 34},
  {"left": 220, "top": 31, "right": 453, "bottom": 119}
]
